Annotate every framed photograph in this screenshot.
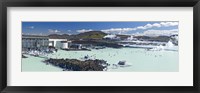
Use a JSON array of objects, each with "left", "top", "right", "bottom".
[{"left": 0, "top": 0, "right": 199, "bottom": 93}]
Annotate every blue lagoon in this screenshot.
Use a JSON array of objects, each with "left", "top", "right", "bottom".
[
  {"left": 22, "top": 47, "right": 178, "bottom": 72},
  {"left": 22, "top": 21, "right": 179, "bottom": 72}
]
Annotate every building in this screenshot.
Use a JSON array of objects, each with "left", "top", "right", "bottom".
[
  {"left": 22, "top": 35, "right": 49, "bottom": 51},
  {"left": 22, "top": 34, "right": 71, "bottom": 51},
  {"left": 70, "top": 44, "right": 82, "bottom": 49},
  {"left": 49, "top": 38, "right": 72, "bottom": 49},
  {"left": 60, "top": 41, "right": 72, "bottom": 49}
]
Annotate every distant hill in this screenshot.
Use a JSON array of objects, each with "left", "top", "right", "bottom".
[
  {"left": 48, "top": 31, "right": 172, "bottom": 42},
  {"left": 48, "top": 31, "right": 107, "bottom": 40},
  {"left": 75, "top": 31, "right": 107, "bottom": 40},
  {"left": 135, "top": 36, "right": 171, "bottom": 42},
  {"left": 116, "top": 35, "right": 130, "bottom": 40},
  {"left": 48, "top": 34, "right": 69, "bottom": 39}
]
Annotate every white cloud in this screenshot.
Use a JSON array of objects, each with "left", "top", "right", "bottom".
[
  {"left": 26, "top": 26, "right": 34, "bottom": 29},
  {"left": 101, "top": 22, "right": 178, "bottom": 34},
  {"left": 48, "top": 29, "right": 61, "bottom": 33},
  {"left": 152, "top": 23, "right": 161, "bottom": 27},
  {"left": 134, "top": 29, "right": 178, "bottom": 36},
  {"left": 139, "top": 22, "right": 178, "bottom": 29},
  {"left": 101, "top": 28, "right": 136, "bottom": 34},
  {"left": 137, "top": 26, "right": 146, "bottom": 30},
  {"left": 160, "top": 22, "right": 179, "bottom": 27},
  {"left": 77, "top": 29, "right": 93, "bottom": 33}
]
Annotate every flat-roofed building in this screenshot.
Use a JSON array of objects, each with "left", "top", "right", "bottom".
[
  {"left": 49, "top": 39, "right": 68, "bottom": 48},
  {"left": 61, "top": 41, "right": 72, "bottom": 49},
  {"left": 22, "top": 35, "right": 49, "bottom": 51},
  {"left": 48, "top": 34, "right": 71, "bottom": 49}
]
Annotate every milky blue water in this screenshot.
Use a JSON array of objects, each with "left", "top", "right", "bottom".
[{"left": 22, "top": 48, "right": 178, "bottom": 72}]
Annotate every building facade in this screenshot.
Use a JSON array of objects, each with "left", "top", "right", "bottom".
[
  {"left": 61, "top": 41, "right": 71, "bottom": 49},
  {"left": 49, "top": 39, "right": 68, "bottom": 49},
  {"left": 22, "top": 35, "right": 49, "bottom": 51}
]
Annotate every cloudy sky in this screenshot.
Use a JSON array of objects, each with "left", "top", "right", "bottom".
[{"left": 22, "top": 21, "right": 178, "bottom": 36}]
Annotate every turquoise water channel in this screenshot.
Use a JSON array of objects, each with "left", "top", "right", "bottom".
[{"left": 22, "top": 48, "right": 178, "bottom": 72}]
